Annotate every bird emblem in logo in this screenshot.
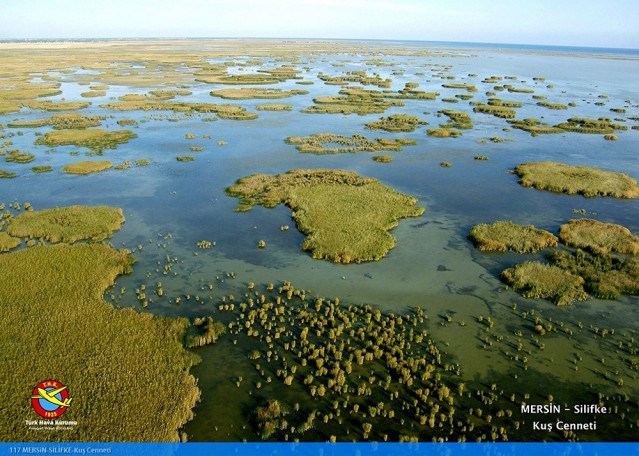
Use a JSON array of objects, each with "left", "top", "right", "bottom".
[{"left": 31, "top": 380, "right": 72, "bottom": 419}]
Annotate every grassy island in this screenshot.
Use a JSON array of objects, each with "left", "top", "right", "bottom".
[
  {"left": 473, "top": 104, "right": 516, "bottom": 119},
  {"left": 427, "top": 128, "right": 462, "bottom": 138},
  {"left": 508, "top": 118, "right": 564, "bottom": 135},
  {"left": 536, "top": 101, "right": 568, "bottom": 110},
  {"left": 556, "top": 117, "right": 627, "bottom": 134},
  {"left": 365, "top": 114, "right": 427, "bottom": 132},
  {"left": 286, "top": 133, "right": 416, "bottom": 154},
  {"left": 36, "top": 128, "right": 136, "bottom": 150},
  {"left": 501, "top": 261, "right": 588, "bottom": 305},
  {"left": 372, "top": 155, "right": 393, "bottom": 163},
  {"left": 438, "top": 110, "right": 473, "bottom": 129},
  {"left": 0, "top": 169, "right": 17, "bottom": 179},
  {"left": 514, "top": 161, "right": 639, "bottom": 198},
  {"left": 256, "top": 104, "right": 293, "bottom": 111},
  {"left": 63, "top": 160, "right": 113, "bottom": 175},
  {"left": 100, "top": 100, "right": 257, "bottom": 120},
  {"left": 4, "top": 150, "right": 35, "bottom": 164},
  {"left": 8, "top": 113, "right": 104, "bottom": 130},
  {"left": 550, "top": 250, "right": 639, "bottom": 300},
  {"left": 302, "top": 88, "right": 403, "bottom": 115},
  {"left": 7, "top": 205, "right": 125, "bottom": 243},
  {"left": 210, "top": 88, "right": 308, "bottom": 99},
  {"left": 558, "top": 219, "right": 639, "bottom": 255},
  {"left": 0, "top": 243, "right": 200, "bottom": 441},
  {"left": 227, "top": 169, "right": 424, "bottom": 263},
  {"left": 469, "top": 221, "right": 558, "bottom": 253}
]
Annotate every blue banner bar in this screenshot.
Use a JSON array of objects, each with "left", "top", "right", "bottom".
[{"left": 1, "top": 443, "right": 639, "bottom": 456}]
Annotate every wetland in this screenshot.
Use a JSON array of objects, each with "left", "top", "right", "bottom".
[{"left": 0, "top": 38, "right": 638, "bottom": 443}]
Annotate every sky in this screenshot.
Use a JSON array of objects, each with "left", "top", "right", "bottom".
[{"left": 1, "top": 0, "right": 638, "bottom": 48}]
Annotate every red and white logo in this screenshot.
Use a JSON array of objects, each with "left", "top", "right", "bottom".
[{"left": 31, "top": 380, "right": 72, "bottom": 419}]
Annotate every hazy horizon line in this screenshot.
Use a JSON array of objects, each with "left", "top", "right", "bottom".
[{"left": 1, "top": 36, "right": 638, "bottom": 51}]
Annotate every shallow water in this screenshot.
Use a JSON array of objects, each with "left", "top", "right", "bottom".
[{"left": 2, "top": 41, "right": 639, "bottom": 441}]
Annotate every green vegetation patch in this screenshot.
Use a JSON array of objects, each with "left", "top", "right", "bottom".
[
  {"left": 196, "top": 66, "right": 299, "bottom": 85},
  {"left": 4, "top": 150, "right": 35, "bottom": 164},
  {"left": 81, "top": 90, "right": 106, "bottom": 98},
  {"left": 427, "top": 128, "right": 462, "bottom": 138},
  {"left": 558, "top": 219, "right": 639, "bottom": 255},
  {"left": 318, "top": 70, "right": 392, "bottom": 88},
  {"left": 227, "top": 169, "right": 424, "bottom": 263},
  {"left": 514, "top": 161, "right": 639, "bottom": 198},
  {"left": 7, "top": 205, "right": 125, "bottom": 243},
  {"left": 0, "top": 232, "right": 20, "bottom": 252},
  {"left": 441, "top": 83, "right": 477, "bottom": 92},
  {"left": 0, "top": 169, "right": 17, "bottom": 178},
  {"left": 0, "top": 243, "right": 200, "bottom": 441},
  {"left": 256, "top": 104, "right": 293, "bottom": 111},
  {"left": 365, "top": 114, "right": 427, "bottom": 132},
  {"left": 25, "top": 101, "right": 91, "bottom": 112},
  {"left": 508, "top": 118, "right": 564, "bottom": 135},
  {"left": 8, "top": 113, "right": 104, "bottom": 131},
  {"left": 536, "top": 101, "right": 568, "bottom": 110},
  {"left": 302, "top": 88, "right": 403, "bottom": 115},
  {"left": 506, "top": 86, "right": 534, "bottom": 93},
  {"left": 36, "top": 128, "right": 136, "bottom": 150},
  {"left": 438, "top": 110, "right": 473, "bottom": 129},
  {"left": 210, "top": 88, "right": 308, "bottom": 99},
  {"left": 556, "top": 117, "right": 627, "bottom": 134},
  {"left": 473, "top": 104, "right": 516, "bottom": 119},
  {"left": 117, "top": 119, "right": 138, "bottom": 126},
  {"left": 487, "top": 98, "right": 522, "bottom": 108},
  {"left": 286, "top": 133, "right": 416, "bottom": 154},
  {"left": 550, "top": 250, "right": 639, "bottom": 300},
  {"left": 386, "top": 82, "right": 438, "bottom": 100},
  {"left": 501, "top": 261, "right": 587, "bottom": 306},
  {"left": 63, "top": 160, "right": 112, "bottom": 175},
  {"left": 469, "top": 221, "right": 558, "bottom": 253},
  {"left": 100, "top": 100, "right": 257, "bottom": 120},
  {"left": 372, "top": 155, "right": 393, "bottom": 163},
  {"left": 31, "top": 165, "right": 52, "bottom": 173},
  {"left": 47, "top": 113, "right": 104, "bottom": 129}
]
